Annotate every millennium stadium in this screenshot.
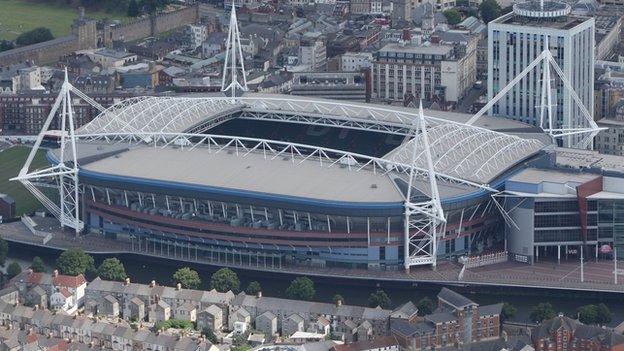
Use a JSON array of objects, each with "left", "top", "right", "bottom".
[{"left": 11, "top": 6, "right": 624, "bottom": 276}]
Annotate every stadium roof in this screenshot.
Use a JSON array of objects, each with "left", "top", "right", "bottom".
[{"left": 74, "top": 93, "right": 547, "bottom": 188}]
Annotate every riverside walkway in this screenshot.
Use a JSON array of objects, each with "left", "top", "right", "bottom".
[{"left": 1, "top": 219, "right": 623, "bottom": 293}]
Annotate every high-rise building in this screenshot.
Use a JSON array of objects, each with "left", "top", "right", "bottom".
[{"left": 487, "top": 1, "right": 595, "bottom": 147}]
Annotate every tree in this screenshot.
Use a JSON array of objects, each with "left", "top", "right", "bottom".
[
  {"left": 368, "top": 290, "right": 391, "bottom": 309},
  {"left": 245, "top": 281, "right": 261, "bottom": 295},
  {"left": 530, "top": 303, "right": 556, "bottom": 323},
  {"left": 6, "top": 262, "right": 21, "bottom": 279},
  {"left": 15, "top": 27, "right": 54, "bottom": 46},
  {"left": 128, "top": 0, "right": 140, "bottom": 17},
  {"left": 0, "top": 40, "right": 14, "bottom": 53},
  {"left": 210, "top": 268, "right": 239, "bottom": 292},
  {"left": 56, "top": 248, "right": 94, "bottom": 276},
  {"left": 286, "top": 276, "right": 315, "bottom": 301},
  {"left": 443, "top": 9, "right": 462, "bottom": 25},
  {"left": 173, "top": 267, "right": 202, "bottom": 289},
  {"left": 577, "top": 305, "right": 598, "bottom": 325},
  {"left": 478, "top": 0, "right": 501, "bottom": 23},
  {"left": 31, "top": 256, "right": 46, "bottom": 273},
  {"left": 417, "top": 297, "right": 435, "bottom": 316},
  {"left": 332, "top": 294, "right": 345, "bottom": 305},
  {"left": 595, "top": 303, "right": 612, "bottom": 324},
  {"left": 97, "top": 258, "right": 127, "bottom": 281},
  {"left": 501, "top": 302, "right": 517, "bottom": 322},
  {"left": 202, "top": 327, "right": 218, "bottom": 344},
  {"left": 0, "top": 238, "right": 8, "bottom": 266}
]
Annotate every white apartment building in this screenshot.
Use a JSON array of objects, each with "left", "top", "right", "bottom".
[
  {"left": 299, "top": 40, "right": 327, "bottom": 70},
  {"left": 188, "top": 24, "right": 208, "bottom": 50},
  {"left": 371, "top": 42, "right": 475, "bottom": 103},
  {"left": 488, "top": 3, "right": 595, "bottom": 147},
  {"left": 341, "top": 52, "right": 373, "bottom": 71}
]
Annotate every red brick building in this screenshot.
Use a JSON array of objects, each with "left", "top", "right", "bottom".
[
  {"left": 391, "top": 288, "right": 502, "bottom": 350},
  {"left": 532, "top": 315, "right": 624, "bottom": 351}
]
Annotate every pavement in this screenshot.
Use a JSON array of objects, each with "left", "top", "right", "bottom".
[{"left": 1, "top": 219, "right": 623, "bottom": 293}]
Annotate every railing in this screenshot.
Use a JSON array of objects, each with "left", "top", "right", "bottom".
[
  {"left": 460, "top": 251, "right": 508, "bottom": 269},
  {"left": 21, "top": 216, "right": 52, "bottom": 244}
]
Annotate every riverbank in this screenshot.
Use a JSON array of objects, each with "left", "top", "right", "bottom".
[{"left": 6, "top": 239, "right": 624, "bottom": 326}]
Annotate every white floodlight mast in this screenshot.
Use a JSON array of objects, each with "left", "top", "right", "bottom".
[
  {"left": 221, "top": 1, "right": 248, "bottom": 102},
  {"left": 12, "top": 69, "right": 93, "bottom": 234},
  {"left": 403, "top": 101, "right": 446, "bottom": 271},
  {"left": 467, "top": 36, "right": 604, "bottom": 149}
]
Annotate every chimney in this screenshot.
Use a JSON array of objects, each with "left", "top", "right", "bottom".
[
  {"left": 27, "top": 268, "right": 33, "bottom": 275},
  {"left": 125, "top": 278, "right": 131, "bottom": 285},
  {"left": 78, "top": 6, "right": 85, "bottom": 20},
  {"left": 256, "top": 291, "right": 262, "bottom": 298},
  {"left": 52, "top": 269, "right": 58, "bottom": 277},
  {"left": 149, "top": 280, "right": 156, "bottom": 288},
  {"left": 34, "top": 305, "right": 38, "bottom": 310},
  {"left": 430, "top": 36, "right": 440, "bottom": 44},
  {"left": 176, "top": 283, "right": 182, "bottom": 290},
  {"left": 336, "top": 298, "right": 343, "bottom": 307}
]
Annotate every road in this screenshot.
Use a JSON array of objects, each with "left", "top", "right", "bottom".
[{"left": 457, "top": 86, "right": 486, "bottom": 113}]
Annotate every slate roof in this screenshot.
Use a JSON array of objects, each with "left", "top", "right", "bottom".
[{"left": 438, "top": 288, "right": 477, "bottom": 309}]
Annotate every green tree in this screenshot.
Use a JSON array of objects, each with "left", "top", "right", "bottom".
[
  {"left": 97, "top": 258, "right": 127, "bottom": 281},
  {"left": 56, "top": 248, "right": 95, "bottom": 276},
  {"left": 501, "top": 302, "right": 517, "bottom": 322},
  {"left": 173, "top": 267, "right": 202, "bottom": 289},
  {"left": 210, "top": 268, "right": 239, "bottom": 292},
  {"left": 596, "top": 303, "right": 612, "bottom": 324},
  {"left": 577, "top": 305, "right": 598, "bottom": 325},
  {"left": 478, "top": 0, "right": 501, "bottom": 23},
  {"left": 245, "top": 281, "right": 261, "bottom": 295},
  {"left": 332, "top": 294, "right": 345, "bottom": 305},
  {"left": 286, "top": 276, "right": 316, "bottom": 301},
  {"left": 0, "top": 238, "right": 8, "bottom": 266},
  {"left": 368, "top": 290, "right": 391, "bottom": 309},
  {"left": 128, "top": 0, "right": 140, "bottom": 17},
  {"left": 417, "top": 297, "right": 435, "bottom": 316},
  {"left": 15, "top": 27, "right": 54, "bottom": 46},
  {"left": 31, "top": 256, "right": 46, "bottom": 273},
  {"left": 0, "top": 40, "right": 14, "bottom": 53},
  {"left": 530, "top": 303, "right": 556, "bottom": 323},
  {"left": 443, "top": 9, "right": 462, "bottom": 25},
  {"left": 7, "top": 262, "right": 21, "bottom": 279},
  {"left": 202, "top": 327, "right": 218, "bottom": 343}
]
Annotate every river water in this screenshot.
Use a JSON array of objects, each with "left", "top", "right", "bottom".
[{"left": 7, "top": 245, "right": 624, "bottom": 326}]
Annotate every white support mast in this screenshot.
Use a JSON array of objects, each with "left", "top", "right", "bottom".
[
  {"left": 467, "top": 35, "right": 604, "bottom": 149},
  {"left": 403, "top": 101, "right": 446, "bottom": 270},
  {"left": 221, "top": 1, "right": 248, "bottom": 102},
  {"left": 11, "top": 69, "right": 99, "bottom": 234}
]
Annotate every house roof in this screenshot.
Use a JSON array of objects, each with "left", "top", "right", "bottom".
[
  {"left": 437, "top": 288, "right": 477, "bottom": 309},
  {"left": 53, "top": 274, "right": 87, "bottom": 288}
]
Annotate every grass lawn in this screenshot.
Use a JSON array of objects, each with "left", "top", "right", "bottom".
[
  {"left": 0, "top": 146, "right": 50, "bottom": 216},
  {"left": 0, "top": 0, "right": 130, "bottom": 41}
]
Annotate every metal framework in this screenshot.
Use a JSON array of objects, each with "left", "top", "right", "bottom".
[
  {"left": 73, "top": 131, "right": 494, "bottom": 192},
  {"left": 221, "top": 1, "right": 248, "bottom": 101},
  {"left": 467, "top": 39, "right": 605, "bottom": 149},
  {"left": 404, "top": 102, "right": 446, "bottom": 269},
  {"left": 11, "top": 70, "right": 101, "bottom": 233}
]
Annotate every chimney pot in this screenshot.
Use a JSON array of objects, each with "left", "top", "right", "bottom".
[
  {"left": 176, "top": 283, "right": 182, "bottom": 290},
  {"left": 53, "top": 269, "right": 58, "bottom": 277},
  {"left": 125, "top": 278, "right": 131, "bottom": 285},
  {"left": 257, "top": 291, "right": 262, "bottom": 298}
]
